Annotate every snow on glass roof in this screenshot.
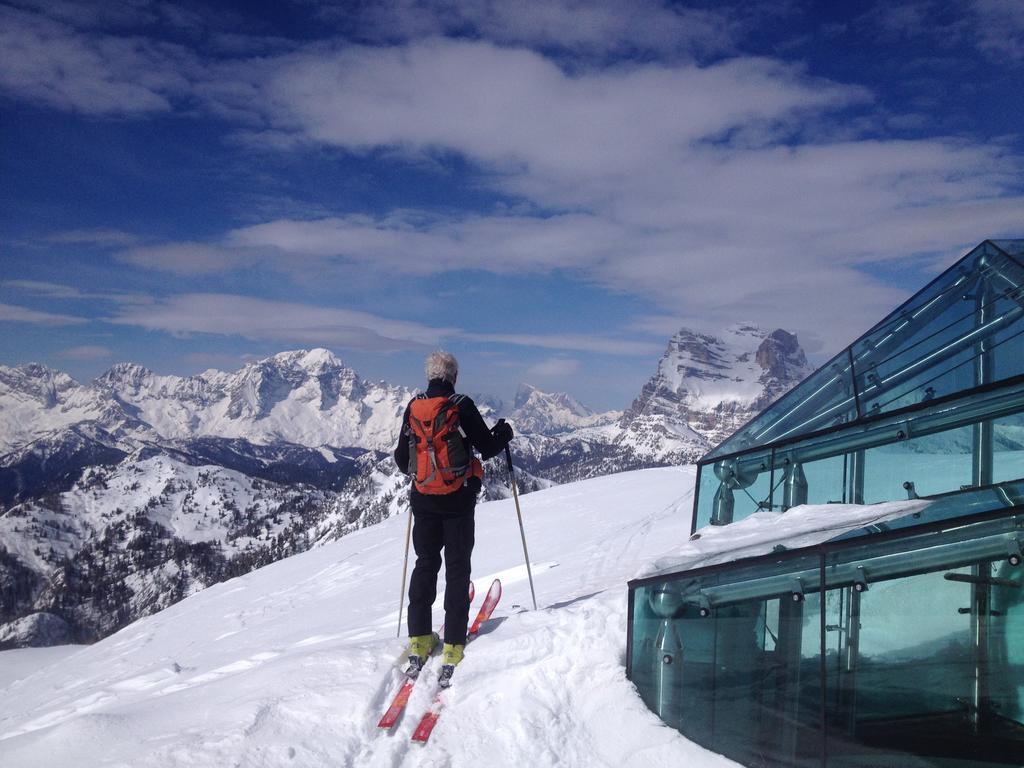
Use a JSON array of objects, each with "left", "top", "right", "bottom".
[
  {"left": 705, "top": 239, "right": 1024, "bottom": 461},
  {"left": 644, "top": 498, "right": 931, "bottom": 578}
]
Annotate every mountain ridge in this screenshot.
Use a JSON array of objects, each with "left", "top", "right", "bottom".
[{"left": 0, "top": 327, "right": 811, "bottom": 648}]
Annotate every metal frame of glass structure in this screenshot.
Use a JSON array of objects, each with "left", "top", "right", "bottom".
[{"left": 627, "top": 239, "right": 1024, "bottom": 767}]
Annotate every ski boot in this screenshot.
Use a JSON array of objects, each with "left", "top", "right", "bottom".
[
  {"left": 404, "top": 633, "right": 439, "bottom": 679},
  {"left": 438, "top": 643, "right": 464, "bottom": 688}
]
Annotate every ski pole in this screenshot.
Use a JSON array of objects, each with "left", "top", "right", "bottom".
[
  {"left": 503, "top": 438, "right": 538, "bottom": 611},
  {"left": 396, "top": 508, "right": 413, "bottom": 638}
]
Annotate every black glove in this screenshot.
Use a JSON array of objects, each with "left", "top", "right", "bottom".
[{"left": 491, "top": 419, "right": 514, "bottom": 446}]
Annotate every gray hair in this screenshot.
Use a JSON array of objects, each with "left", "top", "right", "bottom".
[{"left": 425, "top": 350, "right": 458, "bottom": 384}]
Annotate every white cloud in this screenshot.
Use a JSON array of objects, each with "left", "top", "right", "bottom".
[
  {"left": 525, "top": 356, "right": 581, "bottom": 379},
  {"left": 226, "top": 212, "right": 623, "bottom": 275},
  {"left": 109, "top": 293, "right": 449, "bottom": 352},
  {"left": 46, "top": 228, "right": 140, "bottom": 247},
  {"left": 464, "top": 333, "right": 660, "bottom": 356},
  {"left": 862, "top": 0, "right": 1024, "bottom": 63},
  {"left": 56, "top": 344, "right": 114, "bottom": 361},
  {"left": 255, "top": 40, "right": 866, "bottom": 185},
  {"left": 116, "top": 243, "right": 262, "bottom": 274},
  {"left": 972, "top": 0, "right": 1024, "bottom": 61},
  {"left": 7, "top": 280, "right": 152, "bottom": 305},
  {"left": 0, "top": 4, "right": 197, "bottom": 114},
  {"left": 107, "top": 292, "right": 661, "bottom": 356},
  {"left": 0, "top": 302, "right": 87, "bottom": 326},
  {"left": 343, "top": 0, "right": 740, "bottom": 58}
]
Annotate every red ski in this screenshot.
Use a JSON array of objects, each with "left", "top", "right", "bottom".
[
  {"left": 469, "top": 577, "right": 502, "bottom": 637},
  {"left": 377, "top": 677, "right": 415, "bottom": 729},
  {"left": 411, "top": 578, "right": 502, "bottom": 744},
  {"left": 377, "top": 581, "right": 475, "bottom": 730}
]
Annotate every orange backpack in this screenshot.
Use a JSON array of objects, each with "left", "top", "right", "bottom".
[{"left": 406, "top": 394, "right": 484, "bottom": 495}]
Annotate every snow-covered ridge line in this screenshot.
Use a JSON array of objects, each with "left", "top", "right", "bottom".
[{"left": 0, "top": 349, "right": 414, "bottom": 455}]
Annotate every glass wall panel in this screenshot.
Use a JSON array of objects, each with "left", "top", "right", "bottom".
[
  {"left": 861, "top": 426, "right": 974, "bottom": 504},
  {"left": 706, "top": 350, "right": 858, "bottom": 460},
  {"left": 992, "top": 321, "right": 1024, "bottom": 384},
  {"left": 694, "top": 450, "right": 774, "bottom": 531},
  {"left": 630, "top": 574, "right": 722, "bottom": 739},
  {"left": 801, "top": 454, "right": 848, "bottom": 506},
  {"left": 993, "top": 414, "right": 1024, "bottom": 485},
  {"left": 630, "top": 554, "right": 824, "bottom": 767},
  {"left": 860, "top": 297, "right": 1024, "bottom": 417},
  {"left": 822, "top": 515, "right": 1024, "bottom": 767}
]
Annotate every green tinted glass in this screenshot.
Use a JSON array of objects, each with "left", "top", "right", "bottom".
[
  {"left": 631, "top": 510, "right": 1024, "bottom": 767},
  {"left": 631, "top": 553, "right": 824, "bottom": 767}
]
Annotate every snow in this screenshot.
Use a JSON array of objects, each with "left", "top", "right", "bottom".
[
  {"left": 0, "top": 464, "right": 938, "bottom": 767},
  {"left": 510, "top": 383, "right": 619, "bottom": 434},
  {"left": 0, "top": 466, "right": 745, "bottom": 768},
  {"left": 0, "top": 350, "right": 413, "bottom": 455},
  {"left": 0, "top": 647, "right": 81, "bottom": 690},
  {"left": 659, "top": 324, "right": 781, "bottom": 409},
  {"left": 649, "top": 497, "right": 932, "bottom": 576}
]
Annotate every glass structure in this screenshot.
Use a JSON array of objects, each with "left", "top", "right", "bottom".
[{"left": 627, "top": 240, "right": 1024, "bottom": 767}]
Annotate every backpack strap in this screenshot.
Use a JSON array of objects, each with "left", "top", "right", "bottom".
[{"left": 448, "top": 393, "right": 469, "bottom": 437}]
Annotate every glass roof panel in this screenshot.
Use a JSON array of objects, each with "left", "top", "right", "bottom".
[
  {"left": 704, "top": 240, "right": 1024, "bottom": 461},
  {"left": 992, "top": 239, "right": 1024, "bottom": 257},
  {"left": 829, "top": 477, "right": 1024, "bottom": 543},
  {"left": 704, "top": 346, "right": 857, "bottom": 459}
]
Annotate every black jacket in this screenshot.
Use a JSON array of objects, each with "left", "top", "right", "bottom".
[{"left": 393, "top": 379, "right": 507, "bottom": 476}]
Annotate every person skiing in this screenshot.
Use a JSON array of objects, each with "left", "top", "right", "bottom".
[{"left": 394, "top": 350, "right": 513, "bottom": 688}]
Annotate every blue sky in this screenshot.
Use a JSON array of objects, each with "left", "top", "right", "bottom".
[{"left": 1, "top": 0, "right": 1022, "bottom": 410}]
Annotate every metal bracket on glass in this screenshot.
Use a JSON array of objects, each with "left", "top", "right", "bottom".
[
  {"left": 903, "top": 481, "right": 919, "bottom": 500},
  {"left": 696, "top": 594, "right": 712, "bottom": 618},
  {"left": 1009, "top": 539, "right": 1023, "bottom": 567},
  {"left": 853, "top": 566, "right": 869, "bottom": 593},
  {"left": 788, "top": 579, "right": 805, "bottom": 603}
]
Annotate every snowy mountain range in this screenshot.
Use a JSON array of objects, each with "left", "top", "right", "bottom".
[
  {"left": 0, "top": 325, "right": 810, "bottom": 648},
  {"left": 0, "top": 349, "right": 412, "bottom": 457}
]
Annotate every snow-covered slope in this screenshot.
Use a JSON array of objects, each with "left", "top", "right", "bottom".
[
  {"left": 0, "top": 467, "right": 735, "bottom": 768},
  {"left": 0, "top": 465, "right": 943, "bottom": 768}
]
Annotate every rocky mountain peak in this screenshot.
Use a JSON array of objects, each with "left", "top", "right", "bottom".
[
  {"left": 95, "top": 362, "right": 155, "bottom": 392},
  {"left": 266, "top": 348, "right": 347, "bottom": 374},
  {"left": 622, "top": 324, "right": 812, "bottom": 450},
  {"left": 513, "top": 383, "right": 588, "bottom": 414},
  {"left": 513, "top": 382, "right": 540, "bottom": 410},
  {"left": 510, "top": 383, "right": 617, "bottom": 435},
  {"left": 755, "top": 329, "right": 807, "bottom": 383},
  {"left": 0, "top": 363, "right": 79, "bottom": 407}
]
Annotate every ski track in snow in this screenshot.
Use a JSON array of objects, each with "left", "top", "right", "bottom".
[{"left": 0, "top": 467, "right": 742, "bottom": 768}]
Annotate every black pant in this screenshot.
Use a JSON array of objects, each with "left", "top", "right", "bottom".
[{"left": 407, "top": 488, "right": 476, "bottom": 646}]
